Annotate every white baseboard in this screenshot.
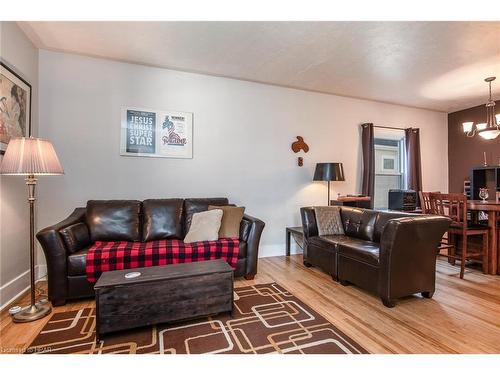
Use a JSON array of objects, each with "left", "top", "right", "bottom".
[
  {"left": 259, "top": 242, "right": 303, "bottom": 258},
  {"left": 0, "top": 264, "right": 47, "bottom": 311},
  {"left": 37, "top": 264, "right": 47, "bottom": 280}
]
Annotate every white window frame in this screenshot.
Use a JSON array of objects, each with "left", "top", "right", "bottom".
[{"left": 373, "top": 134, "right": 407, "bottom": 209}]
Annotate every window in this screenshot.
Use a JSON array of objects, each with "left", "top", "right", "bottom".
[
  {"left": 383, "top": 157, "right": 395, "bottom": 171},
  {"left": 373, "top": 132, "right": 407, "bottom": 210}
]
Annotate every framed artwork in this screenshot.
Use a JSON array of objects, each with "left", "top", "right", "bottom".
[
  {"left": 0, "top": 61, "right": 32, "bottom": 154},
  {"left": 120, "top": 107, "right": 193, "bottom": 159}
]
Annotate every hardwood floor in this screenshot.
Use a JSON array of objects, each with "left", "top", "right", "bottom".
[{"left": 1, "top": 255, "right": 500, "bottom": 354}]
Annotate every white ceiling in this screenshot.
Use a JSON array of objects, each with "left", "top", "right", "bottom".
[{"left": 19, "top": 21, "right": 500, "bottom": 112}]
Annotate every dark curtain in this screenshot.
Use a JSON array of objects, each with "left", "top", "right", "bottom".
[
  {"left": 405, "top": 128, "right": 423, "bottom": 202},
  {"left": 361, "top": 123, "right": 375, "bottom": 208}
]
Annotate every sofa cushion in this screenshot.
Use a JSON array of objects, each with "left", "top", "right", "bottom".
[
  {"left": 340, "top": 207, "right": 378, "bottom": 241},
  {"left": 67, "top": 246, "right": 90, "bottom": 276},
  {"left": 316, "top": 234, "right": 355, "bottom": 247},
  {"left": 183, "top": 209, "right": 223, "bottom": 243},
  {"left": 74, "top": 240, "right": 249, "bottom": 277},
  {"left": 209, "top": 205, "right": 245, "bottom": 238},
  {"left": 307, "top": 235, "right": 355, "bottom": 255},
  {"left": 184, "top": 198, "right": 228, "bottom": 233},
  {"left": 59, "top": 222, "right": 90, "bottom": 254},
  {"left": 86, "top": 238, "right": 240, "bottom": 282},
  {"left": 314, "top": 206, "right": 345, "bottom": 235},
  {"left": 142, "top": 199, "right": 183, "bottom": 241},
  {"left": 308, "top": 235, "right": 335, "bottom": 249},
  {"left": 86, "top": 200, "right": 141, "bottom": 242},
  {"left": 338, "top": 238, "right": 380, "bottom": 266}
]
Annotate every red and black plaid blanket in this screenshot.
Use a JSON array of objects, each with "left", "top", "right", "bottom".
[{"left": 85, "top": 238, "right": 240, "bottom": 282}]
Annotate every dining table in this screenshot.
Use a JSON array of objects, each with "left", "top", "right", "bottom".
[{"left": 467, "top": 200, "right": 500, "bottom": 275}]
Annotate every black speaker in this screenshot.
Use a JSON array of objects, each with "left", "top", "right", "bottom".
[{"left": 388, "top": 189, "right": 417, "bottom": 211}]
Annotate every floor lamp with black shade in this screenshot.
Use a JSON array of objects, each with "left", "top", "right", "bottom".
[
  {"left": 313, "top": 162, "right": 345, "bottom": 205},
  {"left": 0, "top": 137, "right": 64, "bottom": 322}
]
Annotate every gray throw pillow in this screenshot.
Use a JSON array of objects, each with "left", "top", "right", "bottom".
[{"left": 314, "top": 206, "right": 345, "bottom": 236}]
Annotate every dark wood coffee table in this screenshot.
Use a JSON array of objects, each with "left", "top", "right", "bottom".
[{"left": 94, "top": 260, "right": 234, "bottom": 340}]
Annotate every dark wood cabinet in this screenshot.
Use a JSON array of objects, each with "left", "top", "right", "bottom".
[
  {"left": 330, "top": 196, "right": 371, "bottom": 209},
  {"left": 470, "top": 166, "right": 500, "bottom": 200}
]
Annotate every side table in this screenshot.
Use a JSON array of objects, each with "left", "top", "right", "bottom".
[{"left": 285, "top": 226, "right": 303, "bottom": 256}]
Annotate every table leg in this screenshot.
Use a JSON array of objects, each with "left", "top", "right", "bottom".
[
  {"left": 286, "top": 229, "right": 291, "bottom": 257},
  {"left": 488, "top": 211, "right": 498, "bottom": 275}
]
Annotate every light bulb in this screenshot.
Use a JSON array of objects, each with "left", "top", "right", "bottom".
[{"left": 462, "top": 122, "right": 474, "bottom": 133}]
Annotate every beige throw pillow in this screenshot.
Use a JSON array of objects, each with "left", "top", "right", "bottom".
[
  {"left": 314, "top": 206, "right": 345, "bottom": 236},
  {"left": 183, "top": 209, "right": 223, "bottom": 243},
  {"left": 208, "top": 205, "right": 245, "bottom": 238}
]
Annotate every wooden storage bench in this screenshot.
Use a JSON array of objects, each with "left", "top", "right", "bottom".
[{"left": 94, "top": 259, "right": 234, "bottom": 340}]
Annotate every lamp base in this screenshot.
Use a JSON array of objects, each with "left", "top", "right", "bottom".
[{"left": 12, "top": 302, "right": 51, "bottom": 323}]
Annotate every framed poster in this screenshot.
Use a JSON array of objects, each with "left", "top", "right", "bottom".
[
  {"left": 120, "top": 107, "right": 193, "bottom": 159},
  {"left": 0, "top": 61, "right": 32, "bottom": 154}
]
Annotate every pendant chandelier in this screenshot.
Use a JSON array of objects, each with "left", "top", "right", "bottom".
[{"left": 462, "top": 77, "right": 500, "bottom": 140}]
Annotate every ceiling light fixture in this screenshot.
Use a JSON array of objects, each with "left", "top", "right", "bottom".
[{"left": 462, "top": 77, "right": 500, "bottom": 140}]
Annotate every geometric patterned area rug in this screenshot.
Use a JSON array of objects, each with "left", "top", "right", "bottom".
[{"left": 26, "top": 283, "right": 368, "bottom": 354}]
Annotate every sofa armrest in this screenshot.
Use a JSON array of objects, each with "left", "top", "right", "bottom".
[
  {"left": 300, "top": 207, "right": 319, "bottom": 261},
  {"left": 240, "top": 213, "right": 265, "bottom": 278},
  {"left": 379, "top": 215, "right": 451, "bottom": 300},
  {"left": 36, "top": 208, "right": 87, "bottom": 303},
  {"left": 300, "top": 207, "right": 318, "bottom": 239}
]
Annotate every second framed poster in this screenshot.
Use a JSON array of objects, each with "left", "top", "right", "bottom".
[
  {"left": 1, "top": 61, "right": 32, "bottom": 154},
  {"left": 120, "top": 107, "right": 193, "bottom": 159}
]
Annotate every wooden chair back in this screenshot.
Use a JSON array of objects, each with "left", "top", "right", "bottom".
[
  {"left": 419, "top": 191, "right": 440, "bottom": 214},
  {"left": 429, "top": 193, "right": 468, "bottom": 230}
]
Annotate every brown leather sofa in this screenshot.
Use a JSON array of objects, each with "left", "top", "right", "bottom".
[
  {"left": 300, "top": 206, "right": 451, "bottom": 307},
  {"left": 37, "top": 198, "right": 265, "bottom": 306}
]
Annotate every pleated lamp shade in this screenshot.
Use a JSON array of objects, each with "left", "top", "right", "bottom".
[{"left": 0, "top": 137, "right": 64, "bottom": 175}]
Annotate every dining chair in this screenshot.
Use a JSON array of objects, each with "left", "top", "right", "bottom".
[
  {"left": 419, "top": 191, "right": 433, "bottom": 214},
  {"left": 429, "top": 193, "right": 489, "bottom": 279},
  {"left": 421, "top": 191, "right": 454, "bottom": 257}
]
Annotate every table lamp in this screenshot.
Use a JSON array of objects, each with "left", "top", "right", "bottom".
[
  {"left": 0, "top": 137, "right": 64, "bottom": 322},
  {"left": 313, "top": 162, "right": 345, "bottom": 205}
]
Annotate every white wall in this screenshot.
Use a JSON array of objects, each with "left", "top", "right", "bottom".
[
  {"left": 37, "top": 50, "right": 448, "bottom": 260},
  {"left": 0, "top": 22, "right": 40, "bottom": 308}
]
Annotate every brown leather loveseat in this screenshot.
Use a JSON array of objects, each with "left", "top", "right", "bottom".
[
  {"left": 300, "top": 206, "right": 450, "bottom": 307},
  {"left": 37, "top": 198, "right": 265, "bottom": 306}
]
